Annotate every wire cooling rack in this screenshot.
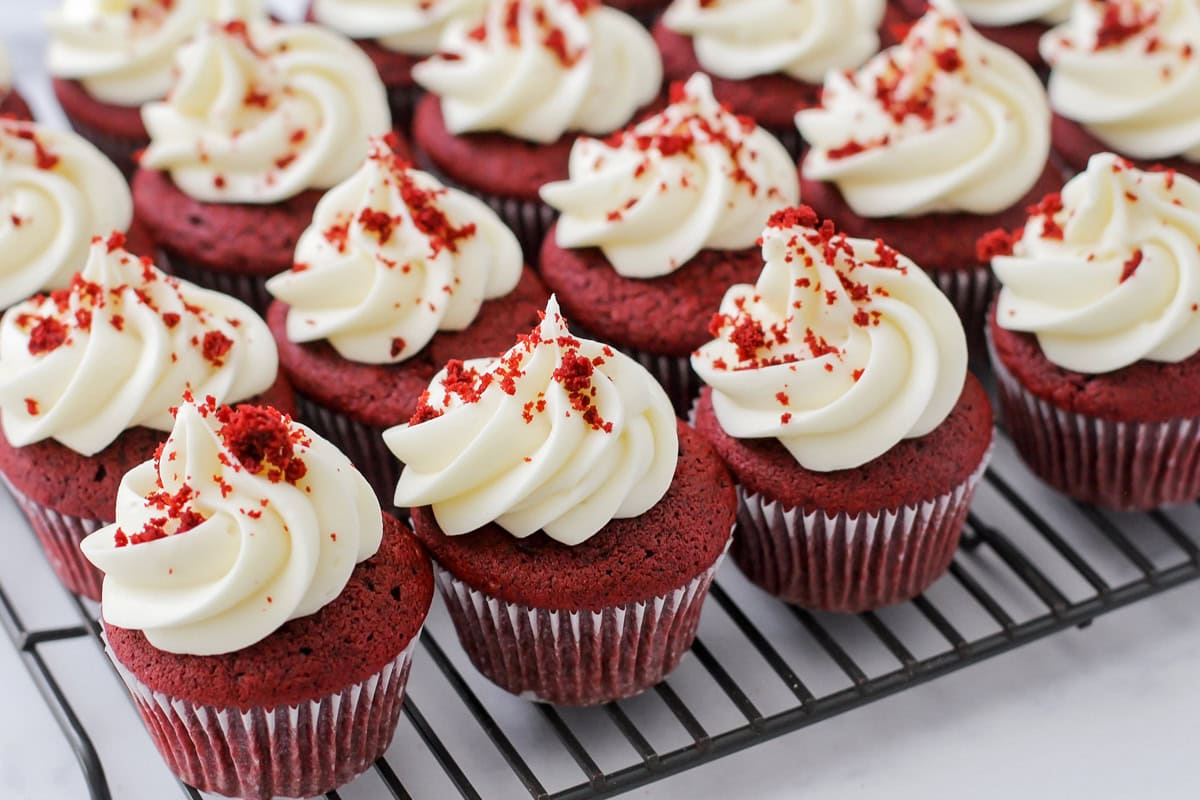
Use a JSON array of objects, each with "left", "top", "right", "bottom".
[{"left": 3, "top": 428, "right": 1199, "bottom": 800}]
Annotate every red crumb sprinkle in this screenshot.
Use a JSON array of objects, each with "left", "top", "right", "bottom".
[
  {"left": 24, "top": 398, "right": 38, "bottom": 416},
  {"left": 1026, "top": 193, "right": 1064, "bottom": 240},
  {"left": 27, "top": 316, "right": 67, "bottom": 355},
  {"left": 1094, "top": 2, "right": 1159, "bottom": 50},
  {"left": 976, "top": 228, "right": 1018, "bottom": 261},
  {"left": 780, "top": 412, "right": 792, "bottom": 424},
  {"left": 1120, "top": 249, "right": 1144, "bottom": 283},
  {"left": 105, "top": 231, "right": 126, "bottom": 253},
  {"left": 116, "top": 483, "right": 207, "bottom": 548},
  {"left": 215, "top": 404, "right": 310, "bottom": 485},
  {"left": 390, "top": 337, "right": 406, "bottom": 358},
  {"left": 852, "top": 369, "right": 864, "bottom": 382},
  {"left": 201, "top": 330, "right": 234, "bottom": 366},
  {"left": 161, "top": 312, "right": 181, "bottom": 328}
]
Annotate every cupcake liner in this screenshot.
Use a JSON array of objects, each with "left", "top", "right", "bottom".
[
  {"left": 622, "top": 347, "right": 700, "bottom": 419},
  {"left": 162, "top": 251, "right": 273, "bottom": 315},
  {"left": 732, "top": 449, "right": 990, "bottom": 612},
  {"left": 108, "top": 635, "right": 418, "bottom": 800},
  {"left": 991, "top": 344, "right": 1200, "bottom": 510},
  {"left": 293, "top": 393, "right": 399, "bottom": 508},
  {"left": 771, "top": 126, "right": 804, "bottom": 161},
  {"left": 435, "top": 539, "right": 730, "bottom": 706},
  {"left": 930, "top": 265, "right": 996, "bottom": 355},
  {"left": 3, "top": 475, "right": 106, "bottom": 600},
  {"left": 59, "top": 111, "right": 144, "bottom": 177}
]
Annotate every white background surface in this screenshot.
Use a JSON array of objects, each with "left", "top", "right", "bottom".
[{"left": 3, "top": 3, "right": 1200, "bottom": 799}]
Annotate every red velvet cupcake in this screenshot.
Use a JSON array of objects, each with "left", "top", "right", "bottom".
[
  {"left": 265, "top": 135, "right": 548, "bottom": 503},
  {"left": 654, "top": 0, "right": 887, "bottom": 156},
  {"left": 133, "top": 19, "right": 394, "bottom": 312},
  {"left": 1040, "top": 1, "right": 1200, "bottom": 181},
  {"left": 82, "top": 398, "right": 433, "bottom": 799},
  {"left": 892, "top": 0, "right": 1071, "bottom": 66},
  {"left": 796, "top": 3, "right": 1059, "bottom": 353},
  {"left": 987, "top": 153, "right": 1200, "bottom": 510},
  {"left": 538, "top": 74, "right": 798, "bottom": 415},
  {"left": 605, "top": 0, "right": 669, "bottom": 25},
  {"left": 691, "top": 207, "right": 992, "bottom": 612},
  {"left": 385, "top": 297, "right": 735, "bottom": 705},
  {"left": 410, "top": 0, "right": 663, "bottom": 259},
  {"left": 0, "top": 236, "right": 289, "bottom": 600}
]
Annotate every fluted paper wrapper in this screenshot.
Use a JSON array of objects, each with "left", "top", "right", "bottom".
[
  {"left": 107, "top": 635, "right": 418, "bottom": 800},
  {"left": 162, "top": 252, "right": 273, "bottom": 315},
  {"left": 3, "top": 476, "right": 106, "bottom": 600},
  {"left": 931, "top": 266, "right": 995, "bottom": 356},
  {"left": 992, "top": 346, "right": 1200, "bottom": 510},
  {"left": 293, "top": 394, "right": 399, "bottom": 508},
  {"left": 623, "top": 348, "right": 701, "bottom": 419},
  {"left": 435, "top": 540, "right": 729, "bottom": 706},
  {"left": 61, "top": 113, "right": 142, "bottom": 177},
  {"left": 733, "top": 453, "right": 990, "bottom": 612}
]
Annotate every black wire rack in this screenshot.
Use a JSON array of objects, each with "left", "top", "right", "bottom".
[{"left": 3, "top": 430, "right": 1200, "bottom": 800}]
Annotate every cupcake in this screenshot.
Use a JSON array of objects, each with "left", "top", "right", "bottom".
[
  {"left": 654, "top": 0, "right": 886, "bottom": 156},
  {"left": 410, "top": 0, "right": 663, "bottom": 258},
  {"left": 384, "top": 296, "right": 736, "bottom": 705},
  {"left": 306, "top": 0, "right": 487, "bottom": 126},
  {"left": 0, "top": 119, "right": 155, "bottom": 309},
  {"left": 0, "top": 235, "right": 289, "bottom": 600},
  {"left": 692, "top": 207, "right": 993, "bottom": 612},
  {"left": 987, "top": 154, "right": 1200, "bottom": 510},
  {"left": 265, "top": 134, "right": 548, "bottom": 503},
  {"left": 538, "top": 73, "right": 798, "bottom": 415},
  {"left": 892, "top": 0, "right": 1072, "bottom": 65},
  {"left": 0, "top": 46, "right": 32, "bottom": 121},
  {"left": 46, "top": 0, "right": 266, "bottom": 174},
  {"left": 82, "top": 397, "right": 433, "bottom": 799},
  {"left": 132, "top": 18, "right": 394, "bottom": 312},
  {"left": 795, "top": 1, "right": 1061, "bottom": 351},
  {"left": 1041, "top": 0, "right": 1200, "bottom": 180}
]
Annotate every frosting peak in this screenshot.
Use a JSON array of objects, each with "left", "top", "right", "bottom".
[
  {"left": 81, "top": 397, "right": 382, "bottom": 655},
  {"left": 139, "top": 19, "right": 392, "bottom": 204},
  {"left": 540, "top": 73, "right": 799, "bottom": 278},
  {"left": 692, "top": 206, "right": 967, "bottom": 471},
  {"left": 265, "top": 135, "right": 523, "bottom": 363},
  {"left": 412, "top": 0, "right": 662, "bottom": 143},
  {"left": 311, "top": 0, "right": 488, "bottom": 56},
  {"left": 385, "top": 295, "right": 677, "bottom": 544},
  {"left": 797, "top": 2, "right": 1051, "bottom": 217}
]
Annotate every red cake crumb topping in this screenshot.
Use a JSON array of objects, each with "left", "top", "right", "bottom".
[
  {"left": 1094, "top": 1, "right": 1159, "bottom": 50},
  {"left": 1026, "top": 193, "right": 1065, "bottom": 240},
  {"left": 24, "top": 398, "right": 38, "bottom": 416},
  {"left": 211, "top": 403, "right": 311, "bottom": 485},
  {"left": 26, "top": 316, "right": 68, "bottom": 355},
  {"left": 976, "top": 228, "right": 1019, "bottom": 262},
  {"left": 4, "top": 123, "right": 61, "bottom": 170},
  {"left": 1120, "top": 248, "right": 1144, "bottom": 282},
  {"left": 435, "top": 0, "right": 595, "bottom": 66}
]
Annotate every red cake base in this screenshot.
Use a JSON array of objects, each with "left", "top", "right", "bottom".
[
  {"left": 53, "top": 78, "right": 147, "bottom": 175},
  {"left": 1051, "top": 113, "right": 1200, "bottom": 182}
]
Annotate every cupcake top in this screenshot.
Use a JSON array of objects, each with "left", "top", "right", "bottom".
[
  {"left": 412, "top": 0, "right": 662, "bottom": 144},
  {"left": 385, "top": 295, "right": 677, "bottom": 545},
  {"left": 661, "top": 0, "right": 884, "bottom": 84},
  {"left": 265, "top": 134, "right": 522, "bottom": 364},
  {"left": 0, "top": 234, "right": 276, "bottom": 456},
  {"left": 81, "top": 396, "right": 381, "bottom": 655},
  {"left": 1040, "top": 0, "right": 1200, "bottom": 163},
  {"left": 540, "top": 73, "right": 799, "bottom": 278},
  {"left": 958, "top": 0, "right": 1072, "bottom": 26},
  {"left": 47, "top": 0, "right": 265, "bottom": 107},
  {"left": 796, "top": 1, "right": 1050, "bottom": 218},
  {"left": 0, "top": 120, "right": 132, "bottom": 308},
  {"left": 692, "top": 207, "right": 967, "bottom": 472},
  {"left": 311, "top": 0, "right": 488, "bottom": 56},
  {"left": 989, "top": 153, "right": 1200, "bottom": 372},
  {"left": 138, "top": 19, "right": 392, "bottom": 205}
]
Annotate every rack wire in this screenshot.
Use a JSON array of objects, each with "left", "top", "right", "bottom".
[{"left": 3, "top": 431, "right": 1199, "bottom": 800}]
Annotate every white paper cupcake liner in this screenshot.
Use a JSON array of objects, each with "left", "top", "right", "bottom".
[
  {"left": 733, "top": 449, "right": 991, "bottom": 612},
  {"left": 293, "top": 393, "right": 399, "bottom": 508},
  {"left": 930, "top": 265, "right": 995, "bottom": 354},
  {"left": 435, "top": 538, "right": 729, "bottom": 706},
  {"left": 107, "top": 634, "right": 418, "bottom": 800},
  {"left": 3, "top": 475, "right": 106, "bottom": 600},
  {"left": 162, "top": 252, "right": 274, "bottom": 315},
  {"left": 622, "top": 348, "right": 699, "bottom": 419}
]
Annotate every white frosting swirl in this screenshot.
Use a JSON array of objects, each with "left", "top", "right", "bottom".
[
  {"left": 0, "top": 237, "right": 277, "bottom": 456},
  {"left": 265, "top": 136, "right": 522, "bottom": 363},
  {"left": 139, "top": 20, "right": 392, "bottom": 204},
  {"left": 540, "top": 74, "right": 798, "bottom": 278},
  {"left": 0, "top": 120, "right": 132, "bottom": 308},
  {"left": 796, "top": 2, "right": 1051, "bottom": 218},
  {"left": 46, "top": 0, "right": 265, "bottom": 107},
  {"left": 311, "top": 0, "right": 488, "bottom": 56},
  {"left": 994, "top": 153, "right": 1200, "bottom": 373},
  {"left": 1041, "top": 0, "right": 1200, "bottom": 163},
  {"left": 959, "top": 0, "right": 1072, "bottom": 26},
  {"left": 412, "top": 0, "right": 662, "bottom": 144},
  {"left": 81, "top": 399, "right": 382, "bottom": 656},
  {"left": 662, "top": 0, "right": 884, "bottom": 83},
  {"left": 692, "top": 207, "right": 967, "bottom": 471},
  {"left": 385, "top": 296, "right": 677, "bottom": 545}
]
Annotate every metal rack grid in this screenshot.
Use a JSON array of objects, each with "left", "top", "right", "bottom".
[{"left": 3, "top": 430, "right": 1200, "bottom": 800}]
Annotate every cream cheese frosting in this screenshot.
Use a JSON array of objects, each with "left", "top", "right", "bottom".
[
  {"left": 412, "top": 0, "right": 662, "bottom": 144},
  {"left": 958, "top": 0, "right": 1072, "bottom": 26},
  {"left": 692, "top": 207, "right": 967, "bottom": 472},
  {"left": 540, "top": 73, "right": 799, "bottom": 278},
  {"left": 46, "top": 0, "right": 266, "bottom": 107},
  {"left": 661, "top": 0, "right": 884, "bottom": 83},
  {"left": 1040, "top": 0, "right": 1200, "bottom": 163},
  {"left": 81, "top": 397, "right": 382, "bottom": 656},
  {"left": 138, "top": 19, "right": 392, "bottom": 204},
  {"left": 265, "top": 135, "right": 523, "bottom": 363},
  {"left": 385, "top": 295, "right": 677, "bottom": 545},
  {"left": 796, "top": 1, "right": 1051, "bottom": 218},
  {"left": 311, "top": 0, "right": 488, "bottom": 56},
  {"left": 0, "top": 235, "right": 277, "bottom": 456},
  {"left": 992, "top": 152, "right": 1200, "bottom": 373},
  {"left": 0, "top": 120, "right": 132, "bottom": 308}
]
